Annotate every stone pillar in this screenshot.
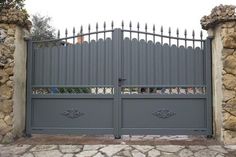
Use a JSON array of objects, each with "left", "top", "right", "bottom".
[
  {"left": 201, "top": 4, "right": 236, "bottom": 144},
  {"left": 0, "top": 7, "right": 31, "bottom": 143}
]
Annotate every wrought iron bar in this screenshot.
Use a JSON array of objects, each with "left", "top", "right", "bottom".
[
  {"left": 200, "top": 31, "right": 203, "bottom": 49},
  {"left": 161, "top": 26, "right": 163, "bottom": 45},
  {"left": 73, "top": 27, "right": 75, "bottom": 44},
  {"left": 111, "top": 21, "right": 114, "bottom": 30},
  {"left": 65, "top": 28, "right": 68, "bottom": 46},
  {"left": 129, "top": 21, "right": 132, "bottom": 39},
  {"left": 122, "top": 21, "right": 124, "bottom": 30},
  {"left": 184, "top": 29, "right": 187, "bottom": 48},
  {"left": 96, "top": 23, "right": 98, "bottom": 93},
  {"left": 176, "top": 28, "right": 179, "bottom": 47},
  {"left": 192, "top": 30, "right": 195, "bottom": 49},
  {"left": 57, "top": 30, "right": 60, "bottom": 39},
  {"left": 88, "top": 24, "right": 91, "bottom": 85},
  {"left": 104, "top": 21, "right": 106, "bottom": 88},
  {"left": 80, "top": 25, "right": 83, "bottom": 84},
  {"left": 168, "top": 27, "right": 171, "bottom": 45}
]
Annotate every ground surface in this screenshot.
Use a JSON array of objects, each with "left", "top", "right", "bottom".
[{"left": 0, "top": 135, "right": 236, "bottom": 157}]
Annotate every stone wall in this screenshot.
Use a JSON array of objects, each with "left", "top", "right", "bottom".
[
  {"left": 0, "top": 8, "right": 30, "bottom": 143},
  {"left": 201, "top": 5, "right": 236, "bottom": 144},
  {"left": 221, "top": 21, "right": 236, "bottom": 144}
]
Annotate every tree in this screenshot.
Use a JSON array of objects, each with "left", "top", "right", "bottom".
[{"left": 31, "top": 14, "right": 56, "bottom": 41}]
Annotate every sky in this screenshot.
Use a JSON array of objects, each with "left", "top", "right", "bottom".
[{"left": 25, "top": 0, "right": 236, "bottom": 39}]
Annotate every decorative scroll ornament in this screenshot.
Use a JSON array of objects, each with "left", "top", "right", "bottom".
[
  {"left": 152, "top": 109, "right": 176, "bottom": 119},
  {"left": 61, "top": 109, "right": 84, "bottom": 119},
  {"left": 0, "top": 29, "right": 7, "bottom": 43}
]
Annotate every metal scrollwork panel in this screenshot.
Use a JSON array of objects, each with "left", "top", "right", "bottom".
[
  {"left": 61, "top": 109, "right": 85, "bottom": 119},
  {"left": 152, "top": 109, "right": 176, "bottom": 119}
]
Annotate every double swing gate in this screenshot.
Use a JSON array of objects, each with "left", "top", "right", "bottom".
[{"left": 26, "top": 22, "right": 212, "bottom": 137}]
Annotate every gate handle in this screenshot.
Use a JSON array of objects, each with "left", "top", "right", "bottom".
[{"left": 118, "top": 78, "right": 126, "bottom": 82}]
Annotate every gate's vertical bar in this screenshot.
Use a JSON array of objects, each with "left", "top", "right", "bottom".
[
  {"left": 104, "top": 22, "right": 106, "bottom": 88},
  {"left": 26, "top": 38, "right": 33, "bottom": 136},
  {"left": 80, "top": 26, "right": 83, "bottom": 85},
  {"left": 113, "top": 29, "right": 122, "bottom": 138},
  {"left": 205, "top": 37, "right": 213, "bottom": 135}
]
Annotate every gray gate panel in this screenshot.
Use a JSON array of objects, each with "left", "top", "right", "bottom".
[
  {"left": 162, "top": 44, "right": 169, "bottom": 85},
  {"left": 33, "top": 40, "right": 114, "bottom": 86},
  {"left": 67, "top": 45, "right": 73, "bottom": 84},
  {"left": 50, "top": 46, "right": 58, "bottom": 84},
  {"left": 187, "top": 46, "right": 194, "bottom": 84},
  {"left": 147, "top": 41, "right": 154, "bottom": 84},
  {"left": 106, "top": 38, "right": 113, "bottom": 85},
  {"left": 123, "top": 38, "right": 131, "bottom": 85},
  {"left": 178, "top": 46, "right": 187, "bottom": 85},
  {"left": 82, "top": 42, "right": 89, "bottom": 85},
  {"left": 27, "top": 27, "right": 212, "bottom": 137},
  {"left": 121, "top": 98, "right": 206, "bottom": 129},
  {"left": 131, "top": 39, "right": 139, "bottom": 85},
  {"left": 90, "top": 40, "right": 97, "bottom": 85},
  {"left": 139, "top": 40, "right": 146, "bottom": 85},
  {"left": 170, "top": 45, "right": 178, "bottom": 85},
  {"left": 98, "top": 39, "right": 105, "bottom": 85},
  {"left": 31, "top": 98, "right": 113, "bottom": 128},
  {"left": 155, "top": 42, "right": 162, "bottom": 85},
  {"left": 195, "top": 47, "right": 204, "bottom": 85},
  {"left": 33, "top": 48, "right": 40, "bottom": 85}
]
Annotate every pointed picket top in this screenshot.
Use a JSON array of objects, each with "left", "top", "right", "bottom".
[
  {"left": 88, "top": 24, "right": 91, "bottom": 32},
  {"left": 137, "top": 22, "right": 140, "bottom": 30},
  {"left": 200, "top": 30, "right": 203, "bottom": 40},
  {"left": 65, "top": 28, "right": 68, "bottom": 37},
  {"left": 176, "top": 28, "right": 179, "bottom": 46},
  {"left": 73, "top": 27, "right": 75, "bottom": 35},
  {"left": 129, "top": 21, "right": 132, "bottom": 29},
  {"left": 153, "top": 24, "right": 155, "bottom": 33},
  {"left": 104, "top": 21, "right": 106, "bottom": 30},
  {"left": 168, "top": 27, "right": 171, "bottom": 36},
  {"left": 184, "top": 29, "right": 187, "bottom": 37},
  {"left": 160, "top": 26, "right": 163, "bottom": 34},
  {"left": 111, "top": 21, "right": 114, "bottom": 29},
  {"left": 57, "top": 30, "right": 60, "bottom": 39},
  {"left": 96, "top": 22, "right": 98, "bottom": 31},
  {"left": 145, "top": 23, "right": 147, "bottom": 32},
  {"left": 192, "top": 30, "right": 195, "bottom": 38},
  {"left": 121, "top": 20, "right": 124, "bottom": 29},
  {"left": 80, "top": 25, "right": 83, "bottom": 34},
  {"left": 176, "top": 28, "right": 179, "bottom": 37}
]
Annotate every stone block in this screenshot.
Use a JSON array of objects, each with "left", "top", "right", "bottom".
[
  {"left": 4, "top": 115, "right": 12, "bottom": 125},
  {"left": 224, "top": 116, "right": 236, "bottom": 131},
  {"left": 0, "top": 119, "right": 12, "bottom": 135},
  {"left": 223, "top": 74, "right": 236, "bottom": 90},
  {"left": 223, "top": 32, "right": 236, "bottom": 49},
  {"left": 0, "top": 69, "right": 9, "bottom": 84},
  {"left": 223, "top": 89, "right": 235, "bottom": 102},
  {"left": 2, "top": 132, "right": 14, "bottom": 143},
  {"left": 224, "top": 55, "right": 236, "bottom": 75},
  {"left": 0, "top": 100, "right": 13, "bottom": 113},
  {"left": 0, "top": 85, "right": 13, "bottom": 99}
]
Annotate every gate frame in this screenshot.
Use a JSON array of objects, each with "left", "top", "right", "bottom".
[{"left": 25, "top": 26, "right": 213, "bottom": 138}]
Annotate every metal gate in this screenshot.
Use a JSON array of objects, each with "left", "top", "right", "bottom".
[{"left": 26, "top": 23, "right": 212, "bottom": 137}]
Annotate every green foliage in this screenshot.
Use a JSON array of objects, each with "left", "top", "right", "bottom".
[{"left": 31, "top": 14, "right": 56, "bottom": 41}]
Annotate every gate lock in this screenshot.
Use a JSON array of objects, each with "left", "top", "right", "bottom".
[{"left": 118, "top": 78, "right": 126, "bottom": 86}]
